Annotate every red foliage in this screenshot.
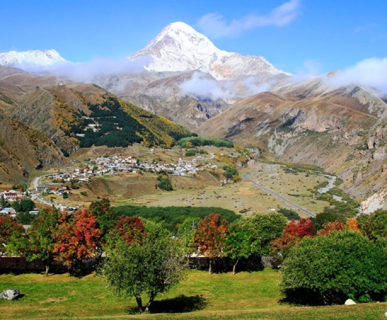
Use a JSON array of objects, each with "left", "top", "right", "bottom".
[
  {"left": 54, "top": 208, "right": 101, "bottom": 266},
  {"left": 317, "top": 220, "right": 344, "bottom": 236},
  {"left": 271, "top": 218, "right": 314, "bottom": 256},
  {"left": 284, "top": 218, "right": 315, "bottom": 237},
  {"left": 113, "top": 216, "right": 145, "bottom": 243},
  {"left": 194, "top": 213, "right": 229, "bottom": 258}
]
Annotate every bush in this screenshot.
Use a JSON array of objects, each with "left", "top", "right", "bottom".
[
  {"left": 281, "top": 230, "right": 387, "bottom": 305},
  {"left": 156, "top": 175, "right": 173, "bottom": 191},
  {"left": 278, "top": 208, "right": 300, "bottom": 220}
]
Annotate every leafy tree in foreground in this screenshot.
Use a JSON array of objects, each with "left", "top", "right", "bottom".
[
  {"left": 88, "top": 198, "right": 117, "bottom": 250},
  {"left": 54, "top": 208, "right": 101, "bottom": 271},
  {"left": 359, "top": 209, "right": 387, "bottom": 241},
  {"left": 281, "top": 230, "right": 387, "bottom": 305},
  {"left": 194, "top": 213, "right": 229, "bottom": 274},
  {"left": 311, "top": 211, "right": 341, "bottom": 232},
  {"left": 0, "top": 215, "right": 24, "bottom": 258},
  {"left": 25, "top": 207, "right": 60, "bottom": 275},
  {"left": 317, "top": 219, "right": 344, "bottom": 236},
  {"left": 107, "top": 216, "right": 145, "bottom": 246},
  {"left": 249, "top": 212, "right": 287, "bottom": 256},
  {"left": 225, "top": 218, "right": 260, "bottom": 275},
  {"left": 177, "top": 217, "right": 199, "bottom": 255},
  {"left": 271, "top": 218, "right": 314, "bottom": 257},
  {"left": 102, "top": 220, "right": 187, "bottom": 314}
]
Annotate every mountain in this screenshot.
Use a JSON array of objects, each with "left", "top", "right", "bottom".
[
  {"left": 129, "top": 22, "right": 286, "bottom": 80},
  {"left": 0, "top": 66, "right": 193, "bottom": 182},
  {"left": 0, "top": 49, "right": 66, "bottom": 66},
  {"left": 198, "top": 76, "right": 387, "bottom": 206}
]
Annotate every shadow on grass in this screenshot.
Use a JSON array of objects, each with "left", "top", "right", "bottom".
[
  {"left": 126, "top": 294, "right": 207, "bottom": 314},
  {"left": 151, "top": 294, "right": 207, "bottom": 313}
]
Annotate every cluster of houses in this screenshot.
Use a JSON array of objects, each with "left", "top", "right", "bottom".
[
  {"left": 50, "top": 155, "right": 203, "bottom": 185},
  {"left": 0, "top": 190, "right": 38, "bottom": 217}
]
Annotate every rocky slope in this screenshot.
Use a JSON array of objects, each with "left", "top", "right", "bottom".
[{"left": 198, "top": 77, "right": 387, "bottom": 204}]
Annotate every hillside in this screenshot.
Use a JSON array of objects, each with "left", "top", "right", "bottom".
[
  {"left": 198, "top": 80, "right": 387, "bottom": 206},
  {"left": 0, "top": 67, "right": 193, "bottom": 182}
]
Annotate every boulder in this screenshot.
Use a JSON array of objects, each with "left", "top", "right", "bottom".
[
  {"left": 344, "top": 299, "right": 356, "bottom": 305},
  {"left": 1, "top": 288, "right": 20, "bottom": 300}
]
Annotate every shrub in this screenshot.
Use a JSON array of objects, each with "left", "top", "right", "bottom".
[{"left": 281, "top": 230, "right": 387, "bottom": 305}]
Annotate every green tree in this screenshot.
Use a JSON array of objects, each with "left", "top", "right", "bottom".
[
  {"left": 281, "top": 230, "right": 387, "bottom": 305},
  {"left": 1, "top": 216, "right": 25, "bottom": 258},
  {"left": 225, "top": 218, "right": 261, "bottom": 275},
  {"left": 25, "top": 208, "right": 60, "bottom": 275},
  {"left": 249, "top": 212, "right": 287, "bottom": 255},
  {"left": 177, "top": 217, "right": 199, "bottom": 254},
  {"left": 101, "top": 220, "right": 187, "bottom": 313},
  {"left": 359, "top": 209, "right": 387, "bottom": 241},
  {"left": 311, "top": 211, "right": 341, "bottom": 232}
]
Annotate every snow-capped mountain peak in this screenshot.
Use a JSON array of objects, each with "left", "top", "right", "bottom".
[
  {"left": 0, "top": 49, "right": 66, "bottom": 66},
  {"left": 129, "top": 21, "right": 285, "bottom": 80}
]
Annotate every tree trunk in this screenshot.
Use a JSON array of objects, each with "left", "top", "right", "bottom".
[
  {"left": 45, "top": 262, "right": 50, "bottom": 276},
  {"left": 208, "top": 258, "right": 213, "bottom": 274},
  {"left": 233, "top": 257, "right": 240, "bottom": 275},
  {"left": 136, "top": 296, "right": 144, "bottom": 314},
  {"left": 144, "top": 294, "right": 155, "bottom": 313}
]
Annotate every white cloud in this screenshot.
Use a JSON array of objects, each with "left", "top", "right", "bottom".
[
  {"left": 197, "top": 0, "right": 301, "bottom": 38},
  {"left": 14, "top": 56, "right": 149, "bottom": 83},
  {"left": 328, "top": 57, "right": 387, "bottom": 93},
  {"left": 180, "top": 72, "right": 235, "bottom": 101}
]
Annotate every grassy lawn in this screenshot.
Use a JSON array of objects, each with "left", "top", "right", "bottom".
[{"left": 0, "top": 269, "right": 386, "bottom": 319}]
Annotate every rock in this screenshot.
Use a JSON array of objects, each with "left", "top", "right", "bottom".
[
  {"left": 1, "top": 288, "right": 20, "bottom": 300},
  {"left": 344, "top": 299, "right": 356, "bottom": 305}
]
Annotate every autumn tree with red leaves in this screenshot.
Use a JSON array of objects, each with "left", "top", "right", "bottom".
[
  {"left": 317, "top": 219, "right": 344, "bottom": 236},
  {"left": 54, "top": 208, "right": 101, "bottom": 273},
  {"left": 271, "top": 218, "right": 314, "bottom": 257},
  {"left": 194, "top": 213, "right": 229, "bottom": 274},
  {"left": 108, "top": 216, "right": 145, "bottom": 246}
]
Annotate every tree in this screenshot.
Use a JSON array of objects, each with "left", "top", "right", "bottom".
[
  {"left": 88, "top": 198, "right": 117, "bottom": 249},
  {"left": 271, "top": 218, "right": 314, "bottom": 257},
  {"left": 102, "top": 220, "right": 187, "bottom": 313},
  {"left": 194, "top": 213, "right": 229, "bottom": 274},
  {"left": 359, "top": 210, "right": 387, "bottom": 241},
  {"left": 24, "top": 207, "right": 60, "bottom": 275},
  {"left": 249, "top": 212, "right": 288, "bottom": 256},
  {"left": 54, "top": 208, "right": 101, "bottom": 271},
  {"left": 311, "top": 211, "right": 341, "bottom": 232},
  {"left": 346, "top": 217, "right": 360, "bottom": 231},
  {"left": 281, "top": 230, "right": 387, "bottom": 305},
  {"left": 225, "top": 218, "right": 260, "bottom": 275},
  {"left": 317, "top": 220, "right": 344, "bottom": 236},
  {"left": 0, "top": 215, "right": 25, "bottom": 258},
  {"left": 107, "top": 216, "right": 145, "bottom": 246},
  {"left": 177, "top": 217, "right": 199, "bottom": 255}
]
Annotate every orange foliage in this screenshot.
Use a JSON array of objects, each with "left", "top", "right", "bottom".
[
  {"left": 194, "top": 213, "right": 229, "bottom": 258},
  {"left": 317, "top": 220, "right": 344, "bottom": 236},
  {"left": 54, "top": 208, "right": 101, "bottom": 266},
  {"left": 346, "top": 218, "right": 360, "bottom": 231}
]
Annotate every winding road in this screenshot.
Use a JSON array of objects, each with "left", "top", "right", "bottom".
[{"left": 242, "top": 172, "right": 316, "bottom": 218}]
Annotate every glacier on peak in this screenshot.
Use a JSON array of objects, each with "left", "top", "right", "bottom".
[
  {"left": 0, "top": 49, "right": 67, "bottom": 66},
  {"left": 129, "top": 22, "right": 285, "bottom": 80}
]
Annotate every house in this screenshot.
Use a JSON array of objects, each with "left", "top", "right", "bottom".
[{"left": 0, "top": 207, "right": 17, "bottom": 216}]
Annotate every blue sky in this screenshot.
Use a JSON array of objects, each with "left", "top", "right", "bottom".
[{"left": 1, "top": 0, "right": 387, "bottom": 74}]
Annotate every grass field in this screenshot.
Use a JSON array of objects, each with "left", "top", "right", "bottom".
[{"left": 0, "top": 269, "right": 386, "bottom": 319}]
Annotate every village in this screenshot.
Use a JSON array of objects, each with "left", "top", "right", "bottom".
[{"left": 0, "top": 153, "right": 219, "bottom": 216}]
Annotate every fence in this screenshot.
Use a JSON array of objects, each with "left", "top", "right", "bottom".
[{"left": 0, "top": 255, "right": 280, "bottom": 274}]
